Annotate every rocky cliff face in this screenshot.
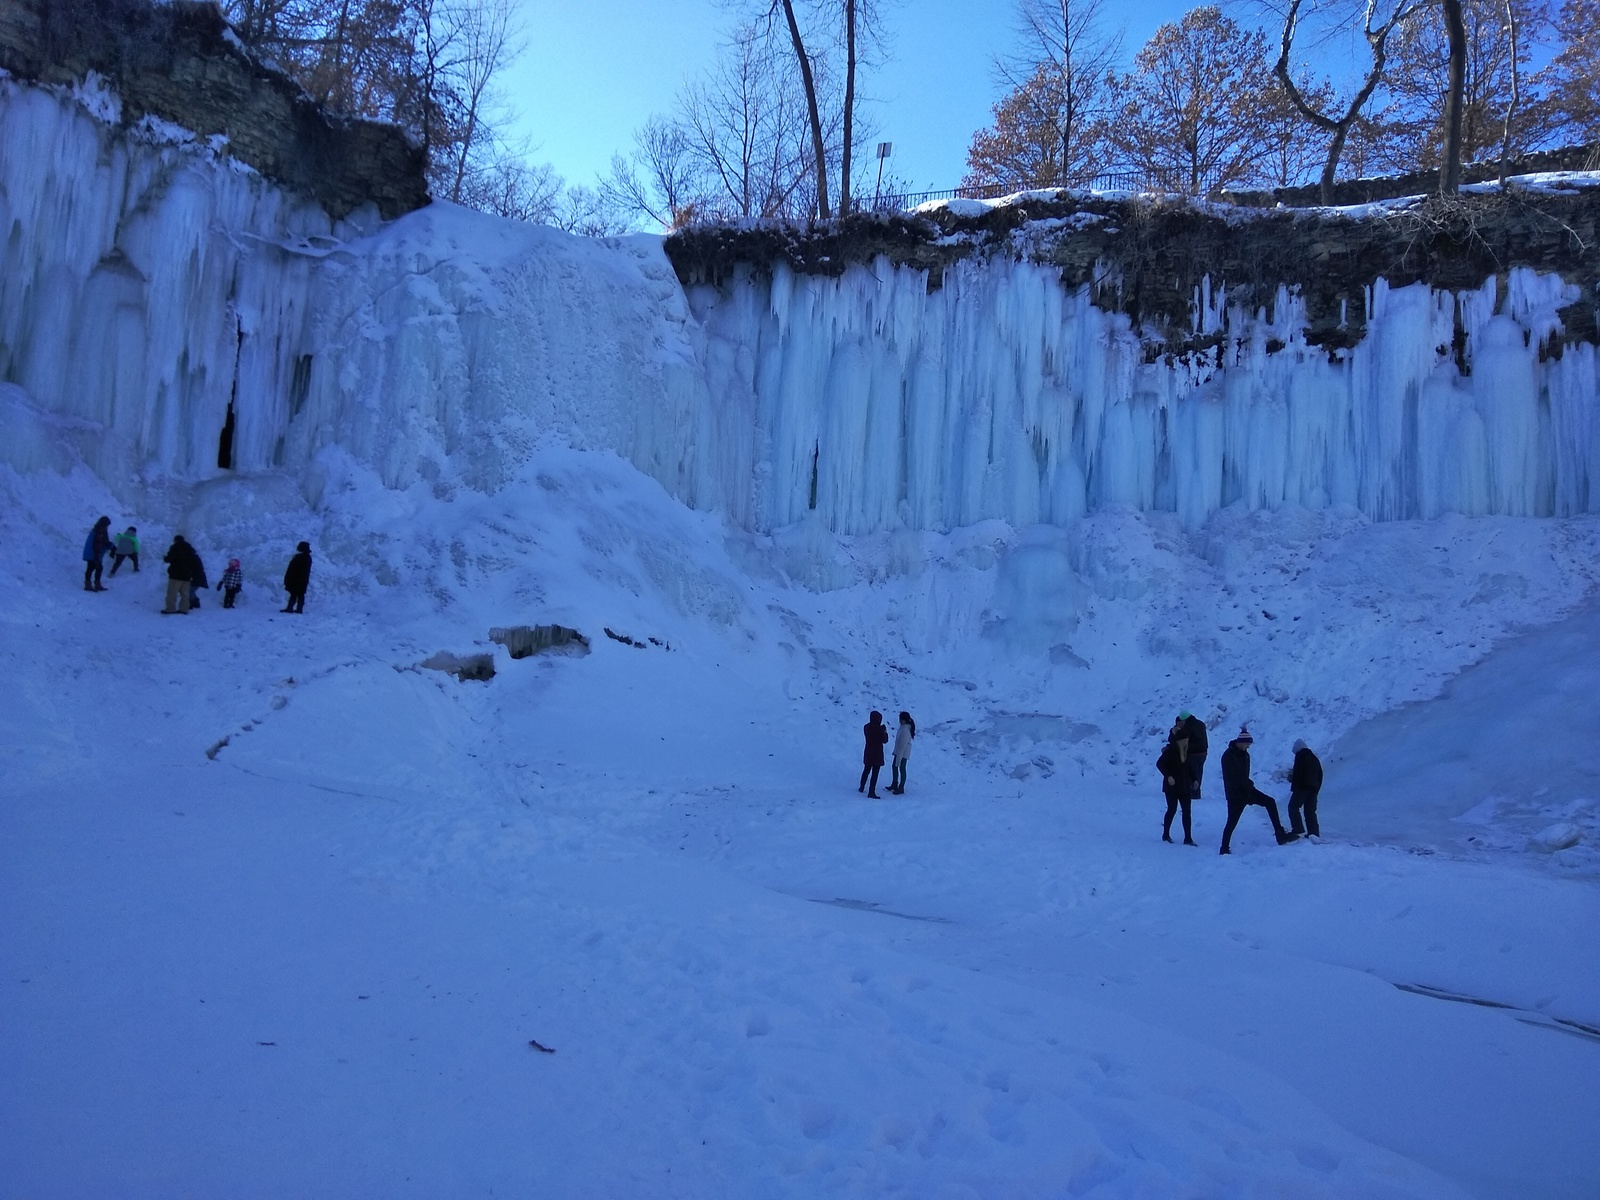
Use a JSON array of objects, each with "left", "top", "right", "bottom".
[{"left": 0, "top": 0, "right": 428, "bottom": 220}]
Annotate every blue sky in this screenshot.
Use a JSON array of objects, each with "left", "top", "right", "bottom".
[{"left": 505, "top": 0, "right": 1204, "bottom": 194}]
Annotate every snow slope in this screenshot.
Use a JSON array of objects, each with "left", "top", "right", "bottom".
[{"left": 3, "top": 438, "right": 1598, "bottom": 1198}]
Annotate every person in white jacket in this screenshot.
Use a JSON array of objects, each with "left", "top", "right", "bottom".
[{"left": 889, "top": 711, "right": 916, "bottom": 794}]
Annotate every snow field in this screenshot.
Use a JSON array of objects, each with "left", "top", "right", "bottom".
[{"left": 3, "top": 447, "right": 1598, "bottom": 1198}]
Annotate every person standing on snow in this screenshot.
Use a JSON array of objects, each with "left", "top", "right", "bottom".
[
  {"left": 888, "top": 711, "right": 916, "bottom": 794},
  {"left": 1178, "top": 710, "right": 1209, "bottom": 798},
  {"left": 1158, "top": 721, "right": 1197, "bottom": 844},
  {"left": 218, "top": 558, "right": 244, "bottom": 609},
  {"left": 1287, "top": 739, "right": 1324, "bottom": 838},
  {"left": 1219, "top": 726, "right": 1298, "bottom": 854},
  {"left": 161, "top": 535, "right": 197, "bottom": 614},
  {"left": 859, "top": 710, "right": 889, "bottom": 798},
  {"left": 282, "top": 541, "right": 312, "bottom": 613},
  {"left": 82, "top": 516, "right": 113, "bottom": 591},
  {"left": 188, "top": 547, "right": 209, "bottom": 609},
  {"left": 109, "top": 525, "right": 140, "bottom": 575}
]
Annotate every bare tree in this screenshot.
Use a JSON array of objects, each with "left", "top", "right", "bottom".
[
  {"left": 606, "top": 118, "right": 703, "bottom": 229},
  {"left": 1537, "top": 0, "right": 1600, "bottom": 144},
  {"left": 1368, "top": 0, "right": 1552, "bottom": 176},
  {"left": 1271, "top": 0, "right": 1431, "bottom": 203},
  {"left": 681, "top": 23, "right": 812, "bottom": 217},
  {"left": 443, "top": 0, "right": 520, "bottom": 204},
  {"left": 1107, "top": 6, "right": 1281, "bottom": 194},
  {"left": 771, "top": 0, "right": 832, "bottom": 217},
  {"left": 966, "top": 0, "right": 1119, "bottom": 190},
  {"left": 1440, "top": 0, "right": 1468, "bottom": 190}
]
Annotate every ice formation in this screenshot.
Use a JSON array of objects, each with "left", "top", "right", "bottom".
[{"left": 3, "top": 76, "right": 1599, "bottom": 532}]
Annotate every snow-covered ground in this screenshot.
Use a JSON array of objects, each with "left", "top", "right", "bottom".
[
  {"left": 3, "top": 442, "right": 1597, "bottom": 1199},
  {"left": 3, "top": 70, "right": 1599, "bottom": 1199}
]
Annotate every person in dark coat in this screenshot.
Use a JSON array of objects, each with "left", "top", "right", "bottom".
[
  {"left": 109, "top": 525, "right": 140, "bottom": 575},
  {"left": 162, "top": 535, "right": 196, "bottom": 614},
  {"left": 82, "top": 516, "right": 113, "bottom": 591},
  {"left": 1219, "top": 726, "right": 1297, "bottom": 854},
  {"left": 859, "top": 710, "right": 889, "bottom": 798},
  {"left": 1157, "top": 721, "right": 1197, "bottom": 844},
  {"left": 282, "top": 541, "right": 312, "bottom": 613},
  {"left": 1287, "top": 739, "right": 1324, "bottom": 837},
  {"left": 188, "top": 548, "right": 208, "bottom": 609},
  {"left": 1178, "top": 710, "right": 1209, "bottom": 798}
]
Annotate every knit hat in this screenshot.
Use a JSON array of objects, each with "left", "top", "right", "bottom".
[
  {"left": 296, "top": 541, "right": 310, "bottom": 552},
  {"left": 229, "top": 558, "right": 240, "bottom": 567},
  {"left": 1235, "top": 725, "right": 1253, "bottom": 744},
  {"left": 1177, "top": 710, "right": 1192, "bottom": 720},
  {"left": 1293, "top": 739, "right": 1307, "bottom": 753}
]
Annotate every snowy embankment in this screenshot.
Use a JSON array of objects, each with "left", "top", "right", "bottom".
[{"left": 2, "top": 76, "right": 1599, "bottom": 1199}]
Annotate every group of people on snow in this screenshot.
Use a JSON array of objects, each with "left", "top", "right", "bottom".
[
  {"left": 1160, "top": 713, "right": 1324, "bottom": 853},
  {"left": 81, "top": 517, "right": 314, "bottom": 616},
  {"left": 860, "top": 710, "right": 916, "bottom": 798}
]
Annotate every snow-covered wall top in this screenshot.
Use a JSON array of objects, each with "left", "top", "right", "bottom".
[{"left": 3, "top": 76, "right": 1599, "bottom": 536}]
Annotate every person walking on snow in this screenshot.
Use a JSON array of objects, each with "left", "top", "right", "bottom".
[
  {"left": 282, "top": 541, "right": 312, "bottom": 613},
  {"left": 161, "top": 535, "right": 197, "bottom": 614},
  {"left": 1219, "top": 726, "right": 1298, "bottom": 854},
  {"left": 1178, "top": 710, "right": 1208, "bottom": 798},
  {"left": 109, "top": 525, "right": 140, "bottom": 575},
  {"left": 889, "top": 711, "right": 916, "bottom": 794},
  {"left": 82, "top": 516, "right": 113, "bottom": 591},
  {"left": 859, "top": 710, "right": 889, "bottom": 798},
  {"left": 1158, "top": 721, "right": 1197, "bottom": 844},
  {"left": 218, "top": 559, "right": 244, "bottom": 608},
  {"left": 1288, "top": 739, "right": 1324, "bottom": 838}
]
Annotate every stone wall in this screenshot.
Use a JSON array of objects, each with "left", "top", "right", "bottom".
[{"left": 0, "top": 0, "right": 428, "bottom": 219}]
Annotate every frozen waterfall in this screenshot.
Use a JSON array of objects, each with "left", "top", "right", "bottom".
[{"left": 3, "top": 75, "right": 1598, "bottom": 531}]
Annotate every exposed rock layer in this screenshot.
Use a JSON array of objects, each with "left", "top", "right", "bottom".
[
  {"left": 0, "top": 0, "right": 428, "bottom": 219},
  {"left": 666, "top": 188, "right": 1600, "bottom": 355}
]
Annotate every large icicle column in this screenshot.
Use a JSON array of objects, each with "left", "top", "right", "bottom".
[
  {"left": 0, "top": 77, "right": 360, "bottom": 482},
  {"left": 668, "top": 253, "right": 1600, "bottom": 534}
]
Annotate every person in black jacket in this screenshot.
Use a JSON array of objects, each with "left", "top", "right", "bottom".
[
  {"left": 1178, "top": 710, "right": 1209, "bottom": 798},
  {"left": 859, "top": 710, "right": 889, "bottom": 798},
  {"left": 162, "top": 535, "right": 196, "bottom": 614},
  {"left": 1219, "top": 727, "right": 1297, "bottom": 854},
  {"left": 282, "top": 541, "right": 312, "bottom": 613},
  {"left": 1288, "top": 740, "right": 1324, "bottom": 837},
  {"left": 188, "top": 547, "right": 208, "bottom": 609},
  {"left": 1157, "top": 722, "right": 1198, "bottom": 844}
]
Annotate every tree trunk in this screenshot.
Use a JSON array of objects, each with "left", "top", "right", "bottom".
[
  {"left": 1440, "top": 0, "right": 1467, "bottom": 194},
  {"left": 779, "top": 0, "right": 830, "bottom": 219},
  {"left": 1497, "top": 0, "right": 1520, "bottom": 185},
  {"left": 840, "top": 0, "right": 856, "bottom": 216}
]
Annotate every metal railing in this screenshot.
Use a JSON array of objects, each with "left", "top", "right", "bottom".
[{"left": 861, "top": 170, "right": 1207, "bottom": 212}]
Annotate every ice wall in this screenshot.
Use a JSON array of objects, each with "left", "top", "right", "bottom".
[
  {"left": 0, "top": 76, "right": 708, "bottom": 499},
  {"left": 672, "top": 258, "right": 1600, "bottom": 533},
  {"left": 0, "top": 76, "right": 353, "bottom": 484},
  {"left": 3, "top": 74, "right": 1598, "bottom": 534}
]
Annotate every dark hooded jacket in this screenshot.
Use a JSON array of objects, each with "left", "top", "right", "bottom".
[
  {"left": 1291, "top": 747, "right": 1324, "bottom": 795},
  {"left": 1156, "top": 741, "right": 1190, "bottom": 800},
  {"left": 284, "top": 547, "right": 312, "bottom": 593},
  {"left": 1220, "top": 742, "right": 1259, "bottom": 806},
  {"left": 1180, "top": 715, "right": 1208, "bottom": 756},
  {"left": 862, "top": 716, "right": 889, "bottom": 767},
  {"left": 82, "top": 519, "right": 113, "bottom": 563},
  {"left": 164, "top": 538, "right": 196, "bottom": 581}
]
